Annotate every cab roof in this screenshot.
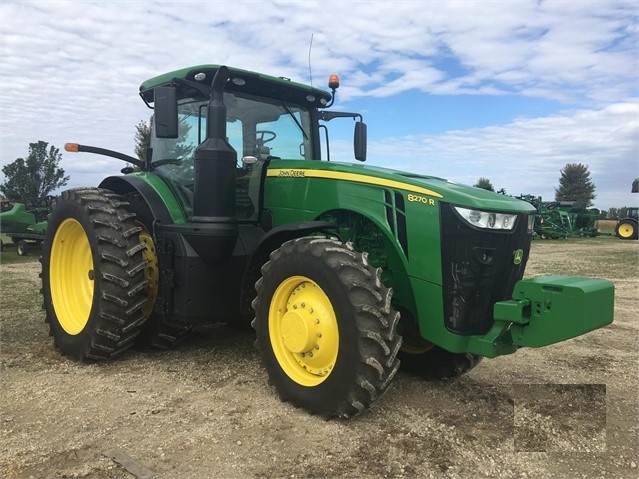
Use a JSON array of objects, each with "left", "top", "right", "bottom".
[{"left": 139, "top": 64, "right": 332, "bottom": 108}]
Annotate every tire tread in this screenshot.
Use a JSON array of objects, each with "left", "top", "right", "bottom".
[{"left": 41, "top": 187, "right": 149, "bottom": 361}]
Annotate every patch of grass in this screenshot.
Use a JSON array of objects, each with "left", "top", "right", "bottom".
[
  {"left": 528, "top": 234, "right": 639, "bottom": 280},
  {"left": 0, "top": 243, "right": 42, "bottom": 265},
  {"left": 594, "top": 220, "right": 618, "bottom": 236}
]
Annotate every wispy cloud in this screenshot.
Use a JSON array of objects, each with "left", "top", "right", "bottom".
[
  {"left": 0, "top": 0, "right": 637, "bottom": 209},
  {"left": 360, "top": 101, "right": 638, "bottom": 207}
]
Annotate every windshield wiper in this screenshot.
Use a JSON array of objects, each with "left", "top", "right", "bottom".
[{"left": 280, "top": 103, "right": 308, "bottom": 140}]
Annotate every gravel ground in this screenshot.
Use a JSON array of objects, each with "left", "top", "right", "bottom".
[{"left": 1, "top": 237, "right": 637, "bottom": 479}]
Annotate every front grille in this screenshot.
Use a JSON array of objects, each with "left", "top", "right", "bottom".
[{"left": 440, "top": 203, "right": 531, "bottom": 335}]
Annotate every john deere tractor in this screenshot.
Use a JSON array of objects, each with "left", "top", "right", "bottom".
[
  {"left": 615, "top": 179, "right": 638, "bottom": 240},
  {"left": 41, "top": 65, "right": 614, "bottom": 418}
]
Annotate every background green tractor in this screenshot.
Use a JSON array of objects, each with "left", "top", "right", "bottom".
[
  {"left": 40, "top": 65, "right": 614, "bottom": 418},
  {"left": 0, "top": 197, "right": 52, "bottom": 255},
  {"left": 615, "top": 179, "right": 638, "bottom": 240}
]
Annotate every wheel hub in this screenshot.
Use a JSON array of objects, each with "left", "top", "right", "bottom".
[
  {"left": 269, "top": 276, "right": 339, "bottom": 386},
  {"left": 281, "top": 310, "right": 314, "bottom": 353},
  {"left": 138, "top": 226, "right": 158, "bottom": 319},
  {"left": 618, "top": 223, "right": 634, "bottom": 238}
]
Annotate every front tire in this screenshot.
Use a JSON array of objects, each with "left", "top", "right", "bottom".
[
  {"left": 41, "top": 188, "right": 150, "bottom": 361},
  {"left": 398, "top": 315, "right": 482, "bottom": 379},
  {"left": 399, "top": 346, "right": 483, "bottom": 379},
  {"left": 252, "top": 237, "right": 401, "bottom": 418}
]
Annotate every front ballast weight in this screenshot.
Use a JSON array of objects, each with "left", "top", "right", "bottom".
[{"left": 469, "top": 275, "right": 615, "bottom": 357}]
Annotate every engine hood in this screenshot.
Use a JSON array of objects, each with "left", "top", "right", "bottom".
[{"left": 267, "top": 160, "right": 535, "bottom": 213}]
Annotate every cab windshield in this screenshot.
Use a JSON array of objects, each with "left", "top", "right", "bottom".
[{"left": 150, "top": 92, "right": 312, "bottom": 220}]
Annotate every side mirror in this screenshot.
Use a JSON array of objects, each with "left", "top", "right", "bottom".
[
  {"left": 354, "top": 121, "right": 367, "bottom": 162},
  {"left": 154, "top": 86, "right": 178, "bottom": 138}
]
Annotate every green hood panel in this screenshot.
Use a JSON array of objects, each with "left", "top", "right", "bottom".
[{"left": 268, "top": 160, "right": 535, "bottom": 213}]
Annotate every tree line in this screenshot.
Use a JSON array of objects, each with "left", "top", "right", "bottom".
[
  {"left": 0, "top": 136, "right": 631, "bottom": 222},
  {"left": 473, "top": 163, "right": 630, "bottom": 219}
]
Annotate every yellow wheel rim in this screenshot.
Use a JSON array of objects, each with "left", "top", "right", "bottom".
[
  {"left": 50, "top": 218, "right": 94, "bottom": 335},
  {"left": 618, "top": 223, "right": 635, "bottom": 239},
  {"left": 138, "top": 225, "right": 158, "bottom": 319},
  {"left": 269, "top": 276, "right": 339, "bottom": 386}
]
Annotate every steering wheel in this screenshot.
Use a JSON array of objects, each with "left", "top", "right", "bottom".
[{"left": 256, "top": 130, "right": 277, "bottom": 145}]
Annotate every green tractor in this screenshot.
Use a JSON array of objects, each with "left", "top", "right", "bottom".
[
  {"left": 615, "top": 179, "right": 638, "bottom": 240},
  {"left": 40, "top": 65, "right": 614, "bottom": 418},
  {"left": 0, "top": 197, "right": 51, "bottom": 255}
]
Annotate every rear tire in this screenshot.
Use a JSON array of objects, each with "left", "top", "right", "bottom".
[
  {"left": 252, "top": 237, "right": 401, "bottom": 418},
  {"left": 124, "top": 193, "right": 190, "bottom": 350},
  {"left": 615, "top": 220, "right": 638, "bottom": 240},
  {"left": 41, "top": 188, "right": 150, "bottom": 361}
]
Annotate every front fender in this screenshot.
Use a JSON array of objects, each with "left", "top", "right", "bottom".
[
  {"left": 238, "top": 221, "right": 337, "bottom": 315},
  {"left": 99, "top": 174, "right": 184, "bottom": 225}
]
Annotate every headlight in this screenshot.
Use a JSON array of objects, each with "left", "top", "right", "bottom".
[
  {"left": 454, "top": 206, "right": 517, "bottom": 231},
  {"left": 527, "top": 214, "right": 535, "bottom": 234}
]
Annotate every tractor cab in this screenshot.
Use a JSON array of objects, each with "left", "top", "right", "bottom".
[
  {"left": 147, "top": 91, "right": 311, "bottom": 221},
  {"left": 140, "top": 65, "right": 365, "bottom": 223}
]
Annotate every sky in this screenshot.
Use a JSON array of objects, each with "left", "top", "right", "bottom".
[{"left": 1, "top": 0, "right": 637, "bottom": 210}]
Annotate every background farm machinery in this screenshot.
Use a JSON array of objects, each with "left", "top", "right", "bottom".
[
  {"left": 614, "top": 178, "right": 638, "bottom": 240},
  {"left": 0, "top": 197, "right": 53, "bottom": 254},
  {"left": 516, "top": 195, "right": 599, "bottom": 239}
]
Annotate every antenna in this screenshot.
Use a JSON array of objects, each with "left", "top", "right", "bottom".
[{"left": 308, "top": 33, "right": 314, "bottom": 86}]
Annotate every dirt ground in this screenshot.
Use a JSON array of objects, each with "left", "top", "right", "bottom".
[{"left": 1, "top": 237, "right": 637, "bottom": 479}]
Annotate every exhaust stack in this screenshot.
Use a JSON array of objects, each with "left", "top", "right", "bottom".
[{"left": 183, "top": 66, "right": 239, "bottom": 265}]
